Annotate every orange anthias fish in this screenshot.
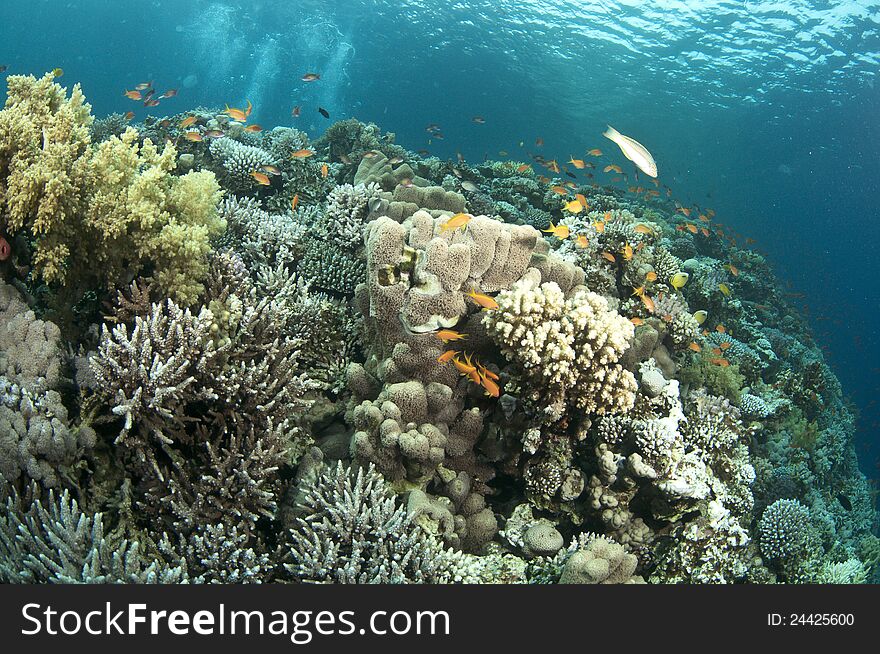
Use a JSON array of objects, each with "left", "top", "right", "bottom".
[
  {"left": 179, "top": 116, "right": 198, "bottom": 129},
  {"left": 516, "top": 164, "right": 532, "bottom": 173},
  {"left": 575, "top": 193, "right": 588, "bottom": 207},
  {"left": 123, "top": 89, "right": 142, "bottom": 100},
  {"left": 551, "top": 185, "right": 568, "bottom": 195},
  {"left": 437, "top": 350, "right": 459, "bottom": 364},
  {"left": 183, "top": 131, "right": 203, "bottom": 142},
  {"left": 478, "top": 369, "right": 501, "bottom": 398},
  {"left": 726, "top": 263, "right": 740, "bottom": 276},
  {"left": 123, "top": 111, "right": 135, "bottom": 121},
  {"left": 245, "top": 99, "right": 253, "bottom": 117},
  {"left": 621, "top": 244, "right": 633, "bottom": 260},
  {"left": 291, "top": 149, "right": 315, "bottom": 158},
  {"left": 543, "top": 223, "right": 570, "bottom": 239},
  {"left": 440, "top": 212, "right": 472, "bottom": 233},
  {"left": 601, "top": 251, "right": 616, "bottom": 263},
  {"left": 546, "top": 160, "right": 560, "bottom": 173},
  {"left": 452, "top": 355, "right": 477, "bottom": 375},
  {"left": 159, "top": 89, "right": 178, "bottom": 99},
  {"left": 244, "top": 124, "right": 263, "bottom": 133},
  {"left": 436, "top": 329, "right": 467, "bottom": 343},
  {"left": 686, "top": 224, "right": 698, "bottom": 234},
  {"left": 688, "top": 342, "right": 701, "bottom": 352},
  {"left": 575, "top": 234, "right": 589, "bottom": 248},
  {"left": 292, "top": 105, "right": 301, "bottom": 118},
  {"left": 645, "top": 271, "right": 657, "bottom": 282},
  {"left": 569, "top": 157, "right": 586, "bottom": 169},
  {"left": 640, "top": 293, "right": 655, "bottom": 313},
  {"left": 466, "top": 289, "right": 499, "bottom": 310},
  {"left": 251, "top": 171, "right": 271, "bottom": 186},
  {"left": 290, "top": 194, "right": 299, "bottom": 212},
  {"left": 719, "top": 342, "right": 732, "bottom": 350},
  {"left": 588, "top": 148, "right": 602, "bottom": 156},
  {"left": 563, "top": 199, "right": 583, "bottom": 214},
  {"left": 630, "top": 317, "right": 645, "bottom": 326},
  {"left": 224, "top": 105, "right": 248, "bottom": 122},
  {"left": 603, "top": 164, "right": 623, "bottom": 174},
  {"left": 709, "top": 357, "right": 730, "bottom": 367},
  {"left": 594, "top": 220, "right": 606, "bottom": 233},
  {"left": 321, "top": 163, "right": 329, "bottom": 178},
  {"left": 716, "top": 324, "right": 727, "bottom": 333},
  {"left": 634, "top": 224, "right": 654, "bottom": 235}
]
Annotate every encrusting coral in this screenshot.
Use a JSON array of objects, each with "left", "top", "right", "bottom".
[{"left": 0, "top": 72, "right": 876, "bottom": 586}]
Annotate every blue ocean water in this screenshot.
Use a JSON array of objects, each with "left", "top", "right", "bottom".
[{"left": 1, "top": 0, "right": 878, "bottom": 475}]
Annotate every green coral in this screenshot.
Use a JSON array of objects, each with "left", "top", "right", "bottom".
[
  {"left": 0, "top": 73, "right": 224, "bottom": 304},
  {"left": 679, "top": 351, "right": 745, "bottom": 402}
]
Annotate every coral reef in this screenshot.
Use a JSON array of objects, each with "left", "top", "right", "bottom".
[{"left": 1, "top": 74, "right": 875, "bottom": 586}]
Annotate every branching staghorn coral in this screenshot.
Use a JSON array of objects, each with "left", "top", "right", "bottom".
[
  {"left": 0, "top": 483, "right": 186, "bottom": 583},
  {"left": 320, "top": 182, "right": 383, "bottom": 249},
  {"left": 89, "top": 252, "right": 317, "bottom": 534},
  {"left": 284, "top": 462, "right": 481, "bottom": 583},
  {"left": 207, "top": 137, "right": 276, "bottom": 192}
]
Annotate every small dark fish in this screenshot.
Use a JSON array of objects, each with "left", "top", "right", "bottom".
[
  {"left": 159, "top": 89, "right": 178, "bottom": 99},
  {"left": 318, "top": 107, "right": 330, "bottom": 119},
  {"left": 837, "top": 494, "right": 852, "bottom": 511},
  {"left": 339, "top": 153, "right": 352, "bottom": 164},
  {"left": 565, "top": 171, "right": 576, "bottom": 179},
  {"left": 368, "top": 198, "right": 384, "bottom": 214},
  {"left": 302, "top": 73, "right": 320, "bottom": 82},
  {"left": 417, "top": 149, "right": 430, "bottom": 156},
  {"left": 291, "top": 105, "right": 301, "bottom": 118},
  {"left": 388, "top": 156, "right": 404, "bottom": 165},
  {"left": 143, "top": 99, "right": 160, "bottom": 107},
  {"left": 0, "top": 65, "right": 7, "bottom": 73}
]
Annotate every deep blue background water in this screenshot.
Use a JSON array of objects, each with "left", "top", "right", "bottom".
[{"left": 2, "top": 0, "right": 878, "bottom": 475}]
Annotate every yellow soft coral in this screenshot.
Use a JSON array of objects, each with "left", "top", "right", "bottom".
[{"left": 0, "top": 73, "right": 224, "bottom": 304}]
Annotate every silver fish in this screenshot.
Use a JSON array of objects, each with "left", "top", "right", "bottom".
[
  {"left": 603, "top": 125, "right": 657, "bottom": 178},
  {"left": 461, "top": 181, "right": 478, "bottom": 192}
]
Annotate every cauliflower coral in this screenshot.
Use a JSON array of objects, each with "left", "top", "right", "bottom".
[{"left": 483, "top": 272, "right": 637, "bottom": 422}]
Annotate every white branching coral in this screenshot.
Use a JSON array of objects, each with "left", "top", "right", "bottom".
[
  {"left": 208, "top": 137, "right": 276, "bottom": 190},
  {"left": 321, "top": 182, "right": 382, "bottom": 249},
  {"left": 0, "top": 484, "right": 186, "bottom": 583},
  {"left": 483, "top": 272, "right": 636, "bottom": 422},
  {"left": 285, "top": 462, "right": 467, "bottom": 583}
]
